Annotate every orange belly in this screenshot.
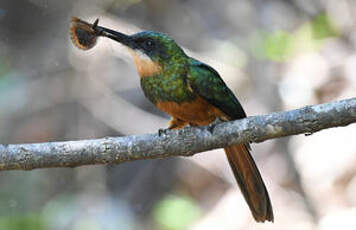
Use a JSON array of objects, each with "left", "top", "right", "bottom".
[{"left": 156, "top": 96, "right": 229, "bottom": 126}]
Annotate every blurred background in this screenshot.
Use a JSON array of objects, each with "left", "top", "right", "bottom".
[{"left": 0, "top": 0, "right": 356, "bottom": 229}]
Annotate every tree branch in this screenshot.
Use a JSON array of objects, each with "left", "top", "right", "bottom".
[{"left": 1, "top": 98, "right": 355, "bottom": 171}]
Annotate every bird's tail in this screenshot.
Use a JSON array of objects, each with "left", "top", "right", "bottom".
[{"left": 224, "top": 144, "right": 273, "bottom": 222}]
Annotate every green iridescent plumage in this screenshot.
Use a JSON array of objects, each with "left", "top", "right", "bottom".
[
  {"left": 140, "top": 71, "right": 196, "bottom": 104},
  {"left": 130, "top": 32, "right": 246, "bottom": 120},
  {"left": 187, "top": 58, "right": 246, "bottom": 120},
  {"left": 141, "top": 58, "right": 246, "bottom": 121}
]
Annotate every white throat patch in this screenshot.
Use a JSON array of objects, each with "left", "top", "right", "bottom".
[
  {"left": 134, "top": 50, "right": 151, "bottom": 61},
  {"left": 128, "top": 49, "right": 162, "bottom": 77}
]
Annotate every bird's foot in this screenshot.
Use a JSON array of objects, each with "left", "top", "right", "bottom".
[
  {"left": 158, "top": 128, "right": 170, "bottom": 136},
  {"left": 207, "top": 124, "right": 215, "bottom": 134},
  {"left": 207, "top": 118, "right": 224, "bottom": 134}
]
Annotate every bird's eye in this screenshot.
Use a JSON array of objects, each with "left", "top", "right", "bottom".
[{"left": 143, "top": 39, "right": 155, "bottom": 49}]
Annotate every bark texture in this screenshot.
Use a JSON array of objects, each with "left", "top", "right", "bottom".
[{"left": 0, "top": 98, "right": 355, "bottom": 171}]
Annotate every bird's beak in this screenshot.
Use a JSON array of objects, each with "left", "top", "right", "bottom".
[{"left": 95, "top": 24, "right": 137, "bottom": 49}]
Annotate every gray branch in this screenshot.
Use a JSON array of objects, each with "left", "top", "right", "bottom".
[{"left": 0, "top": 98, "right": 355, "bottom": 171}]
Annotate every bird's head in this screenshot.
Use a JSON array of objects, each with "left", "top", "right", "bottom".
[{"left": 101, "top": 28, "right": 187, "bottom": 77}]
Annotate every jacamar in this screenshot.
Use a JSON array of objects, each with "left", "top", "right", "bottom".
[{"left": 70, "top": 18, "right": 273, "bottom": 222}]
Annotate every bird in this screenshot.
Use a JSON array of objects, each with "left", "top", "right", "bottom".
[{"left": 70, "top": 17, "right": 274, "bottom": 222}]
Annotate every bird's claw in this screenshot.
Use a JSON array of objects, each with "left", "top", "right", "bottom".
[
  {"left": 158, "top": 128, "right": 169, "bottom": 136},
  {"left": 207, "top": 118, "right": 224, "bottom": 134},
  {"left": 207, "top": 123, "right": 216, "bottom": 134}
]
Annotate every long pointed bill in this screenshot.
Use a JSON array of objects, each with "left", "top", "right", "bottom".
[{"left": 95, "top": 26, "right": 136, "bottom": 49}]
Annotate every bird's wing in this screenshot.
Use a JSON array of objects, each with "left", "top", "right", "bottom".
[
  {"left": 187, "top": 59, "right": 246, "bottom": 120},
  {"left": 188, "top": 60, "right": 274, "bottom": 222}
]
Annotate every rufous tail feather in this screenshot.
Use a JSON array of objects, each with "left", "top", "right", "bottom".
[{"left": 224, "top": 144, "right": 273, "bottom": 222}]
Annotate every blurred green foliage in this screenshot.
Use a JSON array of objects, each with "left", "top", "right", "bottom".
[
  {"left": 259, "top": 12, "right": 338, "bottom": 62},
  {"left": 0, "top": 213, "right": 46, "bottom": 230},
  {"left": 311, "top": 13, "right": 338, "bottom": 39},
  {"left": 152, "top": 195, "right": 201, "bottom": 230},
  {"left": 261, "top": 30, "right": 294, "bottom": 62}
]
